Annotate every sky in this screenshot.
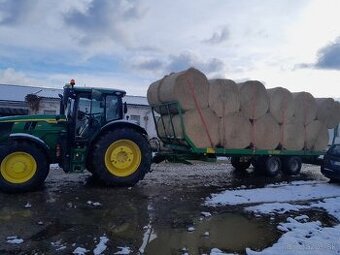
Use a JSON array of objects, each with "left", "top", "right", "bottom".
[{"left": 0, "top": 0, "right": 340, "bottom": 97}]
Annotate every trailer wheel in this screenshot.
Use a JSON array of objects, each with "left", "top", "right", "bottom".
[
  {"left": 231, "top": 157, "right": 251, "bottom": 171},
  {"left": 282, "top": 156, "right": 302, "bottom": 175},
  {"left": 91, "top": 128, "right": 152, "bottom": 186},
  {"left": 264, "top": 156, "right": 281, "bottom": 177},
  {"left": 0, "top": 142, "right": 49, "bottom": 193}
]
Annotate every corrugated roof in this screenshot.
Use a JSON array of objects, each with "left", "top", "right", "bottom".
[{"left": 0, "top": 84, "right": 149, "bottom": 106}]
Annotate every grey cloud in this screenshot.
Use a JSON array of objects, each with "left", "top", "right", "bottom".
[
  {"left": 133, "top": 59, "right": 164, "bottom": 71},
  {"left": 315, "top": 39, "right": 340, "bottom": 70},
  {"left": 204, "top": 27, "right": 229, "bottom": 44},
  {"left": 64, "top": 0, "right": 145, "bottom": 44},
  {"left": 167, "top": 52, "right": 224, "bottom": 74},
  {"left": 0, "top": 0, "right": 34, "bottom": 25}
]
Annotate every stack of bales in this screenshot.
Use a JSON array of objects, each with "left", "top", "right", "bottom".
[{"left": 147, "top": 67, "right": 339, "bottom": 151}]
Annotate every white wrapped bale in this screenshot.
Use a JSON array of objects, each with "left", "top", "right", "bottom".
[
  {"left": 172, "top": 108, "right": 220, "bottom": 148},
  {"left": 222, "top": 112, "right": 251, "bottom": 149},
  {"left": 252, "top": 113, "right": 280, "bottom": 149},
  {"left": 208, "top": 79, "right": 240, "bottom": 117},
  {"left": 293, "top": 92, "right": 317, "bottom": 125},
  {"left": 280, "top": 117, "right": 304, "bottom": 150},
  {"left": 316, "top": 98, "right": 339, "bottom": 129},
  {"left": 238, "top": 80, "right": 269, "bottom": 120},
  {"left": 158, "top": 68, "right": 209, "bottom": 111},
  {"left": 267, "top": 87, "right": 295, "bottom": 124}
]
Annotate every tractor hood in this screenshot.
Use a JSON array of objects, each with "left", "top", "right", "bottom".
[{"left": 0, "top": 114, "right": 66, "bottom": 124}]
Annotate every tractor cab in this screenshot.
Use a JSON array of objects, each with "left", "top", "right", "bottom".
[{"left": 61, "top": 85, "right": 126, "bottom": 141}]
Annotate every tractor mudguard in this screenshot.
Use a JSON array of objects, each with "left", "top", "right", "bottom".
[{"left": 9, "top": 133, "right": 50, "bottom": 152}]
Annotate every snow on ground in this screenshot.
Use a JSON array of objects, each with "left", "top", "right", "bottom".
[
  {"left": 93, "top": 236, "right": 109, "bottom": 255},
  {"left": 114, "top": 246, "right": 131, "bottom": 254},
  {"left": 6, "top": 236, "right": 24, "bottom": 244},
  {"left": 205, "top": 180, "right": 340, "bottom": 255},
  {"left": 73, "top": 247, "right": 89, "bottom": 254},
  {"left": 205, "top": 181, "right": 340, "bottom": 206},
  {"left": 246, "top": 216, "right": 340, "bottom": 255},
  {"left": 209, "top": 247, "right": 237, "bottom": 255}
]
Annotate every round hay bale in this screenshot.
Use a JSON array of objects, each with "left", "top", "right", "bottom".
[
  {"left": 280, "top": 117, "right": 304, "bottom": 150},
  {"left": 208, "top": 79, "right": 240, "bottom": 117},
  {"left": 293, "top": 92, "right": 317, "bottom": 125},
  {"left": 305, "top": 120, "right": 322, "bottom": 150},
  {"left": 267, "top": 87, "right": 295, "bottom": 124},
  {"left": 147, "top": 80, "right": 161, "bottom": 106},
  {"left": 222, "top": 112, "right": 251, "bottom": 149},
  {"left": 252, "top": 113, "right": 280, "bottom": 150},
  {"left": 173, "top": 108, "right": 220, "bottom": 148},
  {"left": 316, "top": 98, "right": 339, "bottom": 129},
  {"left": 238, "top": 80, "right": 269, "bottom": 120},
  {"left": 314, "top": 125, "right": 329, "bottom": 151},
  {"left": 158, "top": 67, "right": 209, "bottom": 111}
]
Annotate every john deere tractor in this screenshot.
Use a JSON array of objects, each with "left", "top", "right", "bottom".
[{"left": 0, "top": 82, "right": 152, "bottom": 192}]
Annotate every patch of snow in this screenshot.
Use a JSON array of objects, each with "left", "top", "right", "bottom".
[
  {"left": 245, "top": 203, "right": 309, "bottom": 215},
  {"left": 204, "top": 231, "right": 210, "bottom": 237},
  {"left": 114, "top": 246, "right": 131, "bottom": 254},
  {"left": 87, "top": 201, "right": 102, "bottom": 207},
  {"left": 187, "top": 226, "right": 195, "bottom": 232},
  {"left": 210, "top": 248, "right": 236, "bottom": 255},
  {"left": 93, "top": 236, "right": 109, "bottom": 255},
  {"left": 73, "top": 247, "right": 89, "bottom": 254},
  {"left": 311, "top": 197, "right": 340, "bottom": 221},
  {"left": 206, "top": 183, "right": 340, "bottom": 206},
  {"left": 139, "top": 223, "right": 157, "bottom": 254},
  {"left": 6, "top": 236, "right": 23, "bottom": 244},
  {"left": 246, "top": 217, "right": 340, "bottom": 255},
  {"left": 201, "top": 211, "right": 212, "bottom": 217},
  {"left": 24, "top": 202, "right": 32, "bottom": 208}
]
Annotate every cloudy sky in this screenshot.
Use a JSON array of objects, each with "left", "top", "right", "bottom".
[{"left": 0, "top": 0, "right": 340, "bottom": 97}]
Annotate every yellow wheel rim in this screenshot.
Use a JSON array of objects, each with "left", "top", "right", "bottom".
[
  {"left": 1, "top": 152, "right": 37, "bottom": 184},
  {"left": 104, "top": 139, "right": 142, "bottom": 177}
]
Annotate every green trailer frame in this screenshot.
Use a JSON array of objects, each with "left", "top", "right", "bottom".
[{"left": 151, "top": 102, "right": 328, "bottom": 162}]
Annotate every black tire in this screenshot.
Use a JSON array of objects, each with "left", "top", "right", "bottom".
[
  {"left": 91, "top": 128, "right": 152, "bottom": 186},
  {"left": 264, "top": 156, "right": 281, "bottom": 177},
  {"left": 231, "top": 156, "right": 251, "bottom": 171},
  {"left": 0, "top": 141, "right": 49, "bottom": 193},
  {"left": 282, "top": 156, "right": 302, "bottom": 175}
]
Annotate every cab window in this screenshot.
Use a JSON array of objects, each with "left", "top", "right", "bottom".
[{"left": 106, "top": 95, "right": 121, "bottom": 121}]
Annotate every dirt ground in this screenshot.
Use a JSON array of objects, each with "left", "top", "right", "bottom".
[{"left": 0, "top": 160, "right": 333, "bottom": 255}]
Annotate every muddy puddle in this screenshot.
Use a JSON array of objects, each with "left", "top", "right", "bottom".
[{"left": 145, "top": 213, "right": 280, "bottom": 255}]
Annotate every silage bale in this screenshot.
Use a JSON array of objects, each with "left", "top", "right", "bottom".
[
  {"left": 313, "top": 125, "right": 329, "bottom": 151},
  {"left": 316, "top": 98, "right": 339, "bottom": 129},
  {"left": 208, "top": 79, "right": 240, "bottom": 118},
  {"left": 172, "top": 108, "right": 220, "bottom": 148},
  {"left": 238, "top": 80, "right": 269, "bottom": 120},
  {"left": 147, "top": 80, "right": 161, "bottom": 106},
  {"left": 280, "top": 117, "right": 304, "bottom": 150},
  {"left": 305, "top": 120, "right": 322, "bottom": 150},
  {"left": 222, "top": 112, "right": 251, "bottom": 149},
  {"left": 267, "top": 87, "right": 295, "bottom": 124},
  {"left": 252, "top": 113, "right": 280, "bottom": 150},
  {"left": 293, "top": 92, "right": 317, "bottom": 125},
  {"left": 158, "top": 68, "right": 209, "bottom": 111}
]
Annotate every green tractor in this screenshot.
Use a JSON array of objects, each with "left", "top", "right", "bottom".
[{"left": 0, "top": 82, "right": 152, "bottom": 192}]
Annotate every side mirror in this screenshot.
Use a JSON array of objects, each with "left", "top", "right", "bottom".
[{"left": 123, "top": 102, "right": 128, "bottom": 114}]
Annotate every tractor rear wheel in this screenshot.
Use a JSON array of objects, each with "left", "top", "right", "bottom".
[
  {"left": 0, "top": 141, "right": 49, "bottom": 192},
  {"left": 91, "top": 128, "right": 152, "bottom": 186}
]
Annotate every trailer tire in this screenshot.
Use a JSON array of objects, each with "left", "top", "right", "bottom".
[
  {"left": 264, "top": 156, "right": 281, "bottom": 177},
  {"left": 282, "top": 156, "right": 302, "bottom": 176},
  {"left": 231, "top": 157, "right": 251, "bottom": 171},
  {"left": 0, "top": 141, "right": 49, "bottom": 193},
  {"left": 91, "top": 128, "right": 152, "bottom": 186}
]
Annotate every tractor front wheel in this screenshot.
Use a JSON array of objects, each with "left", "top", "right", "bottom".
[
  {"left": 0, "top": 141, "right": 49, "bottom": 193},
  {"left": 91, "top": 129, "right": 152, "bottom": 186}
]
